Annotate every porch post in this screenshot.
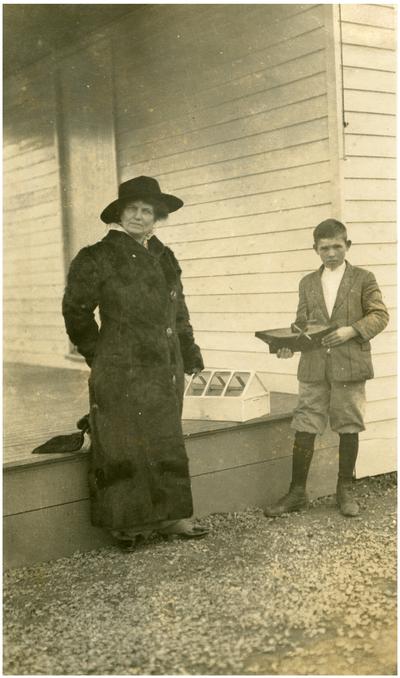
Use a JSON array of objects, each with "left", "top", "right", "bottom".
[{"left": 324, "top": 4, "right": 346, "bottom": 221}]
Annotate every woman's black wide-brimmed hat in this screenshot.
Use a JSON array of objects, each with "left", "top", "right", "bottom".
[{"left": 100, "top": 176, "right": 184, "bottom": 223}]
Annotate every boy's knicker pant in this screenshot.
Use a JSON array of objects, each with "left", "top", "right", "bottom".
[{"left": 291, "top": 355, "right": 366, "bottom": 435}]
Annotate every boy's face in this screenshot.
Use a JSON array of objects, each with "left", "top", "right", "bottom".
[{"left": 314, "top": 237, "right": 351, "bottom": 270}]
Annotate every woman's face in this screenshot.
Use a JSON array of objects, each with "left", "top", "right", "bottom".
[{"left": 119, "top": 199, "right": 156, "bottom": 240}]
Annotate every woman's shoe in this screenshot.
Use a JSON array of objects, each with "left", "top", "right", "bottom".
[
  {"left": 112, "top": 530, "right": 147, "bottom": 551},
  {"left": 114, "top": 536, "right": 138, "bottom": 551},
  {"left": 158, "top": 519, "right": 209, "bottom": 539}
]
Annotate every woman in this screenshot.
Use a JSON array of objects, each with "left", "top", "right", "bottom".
[{"left": 62, "top": 176, "right": 208, "bottom": 548}]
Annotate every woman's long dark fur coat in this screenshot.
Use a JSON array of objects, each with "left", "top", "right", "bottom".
[{"left": 62, "top": 229, "right": 204, "bottom": 530}]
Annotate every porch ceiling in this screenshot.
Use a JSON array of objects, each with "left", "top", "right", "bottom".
[{"left": 3, "top": 4, "right": 139, "bottom": 77}]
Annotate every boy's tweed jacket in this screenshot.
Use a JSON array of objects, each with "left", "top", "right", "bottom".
[
  {"left": 62, "top": 230, "right": 203, "bottom": 530},
  {"left": 295, "top": 261, "right": 389, "bottom": 382}
]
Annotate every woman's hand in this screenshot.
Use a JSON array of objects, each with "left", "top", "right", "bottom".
[
  {"left": 190, "top": 367, "right": 203, "bottom": 376},
  {"left": 276, "top": 347, "right": 294, "bottom": 359},
  {"left": 321, "top": 326, "right": 358, "bottom": 348}
]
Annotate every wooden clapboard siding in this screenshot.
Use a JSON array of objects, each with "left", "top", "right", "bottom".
[
  {"left": 118, "top": 84, "right": 328, "bottom": 157},
  {"left": 4, "top": 349, "right": 86, "bottom": 370},
  {"left": 4, "top": 228, "right": 64, "bottom": 253},
  {"left": 171, "top": 225, "right": 396, "bottom": 262},
  {"left": 159, "top": 202, "right": 331, "bottom": 245},
  {"left": 190, "top": 285, "right": 396, "bottom": 314},
  {"left": 155, "top": 139, "right": 330, "bottom": 205},
  {"left": 123, "top": 117, "right": 329, "bottom": 179},
  {"left": 343, "top": 157, "right": 396, "bottom": 179},
  {"left": 339, "top": 3, "right": 396, "bottom": 473},
  {"left": 188, "top": 294, "right": 299, "bottom": 315},
  {"left": 112, "top": 4, "right": 333, "bottom": 396},
  {"left": 3, "top": 66, "right": 67, "bottom": 366},
  {"left": 177, "top": 243, "right": 394, "bottom": 279},
  {"left": 172, "top": 224, "right": 319, "bottom": 261},
  {"left": 342, "top": 44, "right": 396, "bottom": 71},
  {"left": 364, "top": 398, "right": 396, "bottom": 423},
  {"left": 344, "top": 89, "right": 395, "bottom": 115},
  {"left": 182, "top": 264, "right": 396, "bottom": 299},
  {"left": 344, "top": 69, "right": 396, "bottom": 93},
  {"left": 340, "top": 4, "right": 395, "bottom": 29},
  {"left": 340, "top": 22, "right": 395, "bottom": 51},
  {"left": 171, "top": 161, "right": 331, "bottom": 208},
  {"left": 345, "top": 134, "right": 395, "bottom": 157},
  {"left": 5, "top": 171, "right": 59, "bottom": 198},
  {"left": 366, "top": 375, "right": 396, "bottom": 401},
  {"left": 115, "top": 6, "right": 327, "bottom": 138}
]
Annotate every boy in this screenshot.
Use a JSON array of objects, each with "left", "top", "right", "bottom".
[{"left": 264, "top": 219, "right": 389, "bottom": 518}]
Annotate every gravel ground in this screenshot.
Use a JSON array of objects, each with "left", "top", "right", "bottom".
[{"left": 4, "top": 473, "right": 396, "bottom": 675}]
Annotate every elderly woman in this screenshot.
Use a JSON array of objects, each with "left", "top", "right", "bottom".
[{"left": 62, "top": 176, "right": 208, "bottom": 548}]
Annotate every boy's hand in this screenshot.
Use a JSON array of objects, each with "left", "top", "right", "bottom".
[
  {"left": 277, "top": 347, "right": 294, "bottom": 359},
  {"left": 322, "top": 326, "right": 358, "bottom": 347}
]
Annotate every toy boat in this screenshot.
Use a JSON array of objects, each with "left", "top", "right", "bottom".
[{"left": 255, "top": 321, "right": 335, "bottom": 354}]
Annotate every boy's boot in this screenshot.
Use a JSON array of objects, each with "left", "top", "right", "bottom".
[
  {"left": 337, "top": 433, "right": 359, "bottom": 517},
  {"left": 264, "top": 431, "right": 316, "bottom": 517}
]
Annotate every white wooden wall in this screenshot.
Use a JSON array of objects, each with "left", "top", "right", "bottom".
[
  {"left": 114, "top": 4, "right": 333, "bottom": 393},
  {"left": 3, "top": 68, "right": 67, "bottom": 366},
  {"left": 339, "top": 3, "right": 396, "bottom": 474}
]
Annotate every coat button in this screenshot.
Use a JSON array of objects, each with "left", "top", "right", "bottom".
[
  {"left": 166, "top": 327, "right": 173, "bottom": 337},
  {"left": 170, "top": 290, "right": 177, "bottom": 300},
  {"left": 131, "top": 254, "right": 136, "bottom": 259}
]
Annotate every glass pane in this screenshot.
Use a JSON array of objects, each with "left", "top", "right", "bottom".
[
  {"left": 225, "top": 371, "right": 250, "bottom": 397},
  {"left": 204, "top": 371, "right": 231, "bottom": 396},
  {"left": 185, "top": 371, "right": 212, "bottom": 396}
]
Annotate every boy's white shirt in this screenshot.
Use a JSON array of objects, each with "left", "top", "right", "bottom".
[{"left": 321, "top": 261, "right": 346, "bottom": 318}]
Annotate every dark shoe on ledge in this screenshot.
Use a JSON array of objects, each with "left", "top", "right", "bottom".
[
  {"left": 264, "top": 486, "right": 309, "bottom": 517},
  {"left": 337, "top": 481, "right": 359, "bottom": 517}
]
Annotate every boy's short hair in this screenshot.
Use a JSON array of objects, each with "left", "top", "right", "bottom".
[{"left": 313, "top": 219, "right": 348, "bottom": 244}]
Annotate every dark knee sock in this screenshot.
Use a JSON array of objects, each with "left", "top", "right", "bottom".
[
  {"left": 338, "top": 433, "right": 359, "bottom": 482},
  {"left": 291, "top": 431, "right": 316, "bottom": 489}
]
